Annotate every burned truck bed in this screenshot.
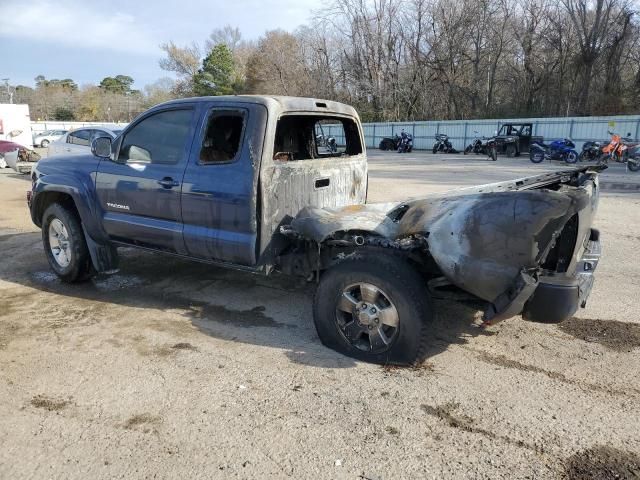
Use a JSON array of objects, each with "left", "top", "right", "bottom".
[{"left": 283, "top": 165, "right": 603, "bottom": 325}]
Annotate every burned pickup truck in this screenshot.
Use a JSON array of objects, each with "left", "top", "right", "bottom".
[{"left": 28, "top": 96, "right": 603, "bottom": 365}]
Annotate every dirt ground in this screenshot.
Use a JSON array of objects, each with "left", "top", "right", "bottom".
[{"left": 1, "top": 152, "right": 639, "bottom": 479}]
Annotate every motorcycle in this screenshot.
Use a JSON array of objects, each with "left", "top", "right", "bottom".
[
  {"left": 529, "top": 138, "right": 578, "bottom": 164},
  {"left": 432, "top": 133, "right": 457, "bottom": 153},
  {"left": 379, "top": 134, "right": 401, "bottom": 151},
  {"left": 397, "top": 132, "right": 413, "bottom": 153},
  {"left": 464, "top": 131, "right": 491, "bottom": 155},
  {"left": 627, "top": 145, "right": 640, "bottom": 172},
  {"left": 579, "top": 141, "right": 604, "bottom": 162},
  {"left": 485, "top": 137, "right": 498, "bottom": 161},
  {"left": 316, "top": 134, "right": 338, "bottom": 153},
  {"left": 598, "top": 131, "right": 639, "bottom": 171}
]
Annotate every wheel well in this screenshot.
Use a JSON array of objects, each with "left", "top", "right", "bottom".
[{"left": 34, "top": 192, "right": 79, "bottom": 227}]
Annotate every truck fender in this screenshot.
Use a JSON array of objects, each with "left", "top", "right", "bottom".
[{"left": 32, "top": 176, "right": 118, "bottom": 272}]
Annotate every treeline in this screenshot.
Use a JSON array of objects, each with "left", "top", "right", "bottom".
[
  {"left": 5, "top": 0, "right": 639, "bottom": 123},
  {"left": 7, "top": 75, "right": 175, "bottom": 122},
  {"left": 161, "top": 0, "right": 640, "bottom": 121}
]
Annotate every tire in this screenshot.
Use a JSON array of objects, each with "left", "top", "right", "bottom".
[
  {"left": 578, "top": 151, "right": 587, "bottom": 162},
  {"left": 464, "top": 145, "right": 471, "bottom": 154},
  {"left": 432, "top": 144, "right": 438, "bottom": 154},
  {"left": 530, "top": 151, "right": 544, "bottom": 163},
  {"left": 628, "top": 159, "right": 640, "bottom": 172},
  {"left": 378, "top": 140, "right": 388, "bottom": 151},
  {"left": 564, "top": 151, "right": 578, "bottom": 164},
  {"left": 505, "top": 144, "right": 516, "bottom": 157},
  {"left": 488, "top": 146, "right": 497, "bottom": 161},
  {"left": 40, "top": 139, "right": 50, "bottom": 148},
  {"left": 313, "top": 253, "right": 433, "bottom": 365},
  {"left": 42, "top": 203, "right": 93, "bottom": 283}
]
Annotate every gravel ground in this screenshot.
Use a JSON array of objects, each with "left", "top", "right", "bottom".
[{"left": 0, "top": 152, "right": 639, "bottom": 479}]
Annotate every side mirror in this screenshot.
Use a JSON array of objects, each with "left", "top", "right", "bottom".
[{"left": 91, "top": 136, "right": 112, "bottom": 159}]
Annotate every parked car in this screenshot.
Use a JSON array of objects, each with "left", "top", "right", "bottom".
[
  {"left": 32, "top": 130, "right": 68, "bottom": 148},
  {"left": 28, "top": 96, "right": 604, "bottom": 365},
  {"left": 494, "top": 123, "right": 542, "bottom": 157},
  {"left": 48, "top": 127, "right": 121, "bottom": 156}
]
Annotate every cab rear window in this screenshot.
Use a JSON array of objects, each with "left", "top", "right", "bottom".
[{"left": 273, "top": 116, "right": 362, "bottom": 162}]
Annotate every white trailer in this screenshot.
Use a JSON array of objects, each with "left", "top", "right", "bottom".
[{"left": 0, "top": 104, "right": 33, "bottom": 147}]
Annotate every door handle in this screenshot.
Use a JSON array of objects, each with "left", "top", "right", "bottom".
[
  {"left": 315, "top": 178, "right": 330, "bottom": 189},
  {"left": 157, "top": 177, "right": 180, "bottom": 189}
]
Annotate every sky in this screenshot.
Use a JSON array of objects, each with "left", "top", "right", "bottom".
[{"left": 0, "top": 0, "right": 323, "bottom": 89}]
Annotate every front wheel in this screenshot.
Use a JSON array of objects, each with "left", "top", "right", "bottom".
[
  {"left": 564, "top": 151, "right": 578, "bottom": 164},
  {"left": 42, "top": 203, "right": 93, "bottom": 283},
  {"left": 313, "top": 253, "right": 433, "bottom": 365},
  {"left": 432, "top": 144, "right": 438, "bottom": 154}
]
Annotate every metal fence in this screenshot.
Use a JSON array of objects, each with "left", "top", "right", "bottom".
[
  {"left": 324, "top": 114, "right": 640, "bottom": 151},
  {"left": 31, "top": 115, "right": 640, "bottom": 152}
]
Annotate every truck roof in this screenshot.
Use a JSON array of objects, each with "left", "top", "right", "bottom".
[{"left": 155, "top": 95, "right": 360, "bottom": 118}]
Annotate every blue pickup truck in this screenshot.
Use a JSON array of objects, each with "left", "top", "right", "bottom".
[{"left": 28, "top": 96, "right": 603, "bottom": 365}]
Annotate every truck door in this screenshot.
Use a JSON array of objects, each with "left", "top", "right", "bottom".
[
  {"left": 181, "top": 103, "right": 265, "bottom": 265},
  {"left": 258, "top": 114, "right": 368, "bottom": 262},
  {"left": 95, "top": 106, "right": 197, "bottom": 252}
]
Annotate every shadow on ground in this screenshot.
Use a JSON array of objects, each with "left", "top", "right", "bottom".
[{"left": 0, "top": 231, "right": 492, "bottom": 369}]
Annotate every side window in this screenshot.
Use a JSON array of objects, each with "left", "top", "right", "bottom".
[
  {"left": 68, "top": 129, "right": 91, "bottom": 146},
  {"left": 521, "top": 125, "right": 531, "bottom": 136},
  {"left": 118, "top": 109, "right": 193, "bottom": 165},
  {"left": 199, "top": 110, "right": 245, "bottom": 164}
]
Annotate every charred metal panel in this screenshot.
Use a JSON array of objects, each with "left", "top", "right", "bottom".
[
  {"left": 287, "top": 166, "right": 603, "bottom": 305},
  {"left": 260, "top": 156, "right": 367, "bottom": 263}
]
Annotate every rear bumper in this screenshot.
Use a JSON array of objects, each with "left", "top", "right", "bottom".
[{"left": 523, "top": 229, "right": 601, "bottom": 323}]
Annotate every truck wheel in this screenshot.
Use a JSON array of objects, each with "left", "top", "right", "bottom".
[
  {"left": 41, "top": 139, "right": 50, "bottom": 148},
  {"left": 505, "top": 144, "right": 516, "bottom": 157},
  {"left": 313, "top": 254, "right": 433, "bottom": 365},
  {"left": 42, "top": 203, "right": 93, "bottom": 283}
]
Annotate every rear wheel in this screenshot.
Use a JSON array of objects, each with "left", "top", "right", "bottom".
[
  {"left": 42, "top": 203, "right": 93, "bottom": 283},
  {"left": 530, "top": 151, "right": 544, "bottom": 163},
  {"left": 40, "top": 139, "right": 50, "bottom": 148},
  {"left": 313, "top": 253, "right": 433, "bottom": 365},
  {"left": 432, "top": 144, "right": 438, "bottom": 154}
]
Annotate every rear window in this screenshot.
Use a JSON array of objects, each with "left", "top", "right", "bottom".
[{"left": 273, "top": 115, "right": 362, "bottom": 162}]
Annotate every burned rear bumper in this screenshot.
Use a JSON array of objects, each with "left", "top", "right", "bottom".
[{"left": 522, "top": 228, "right": 601, "bottom": 323}]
